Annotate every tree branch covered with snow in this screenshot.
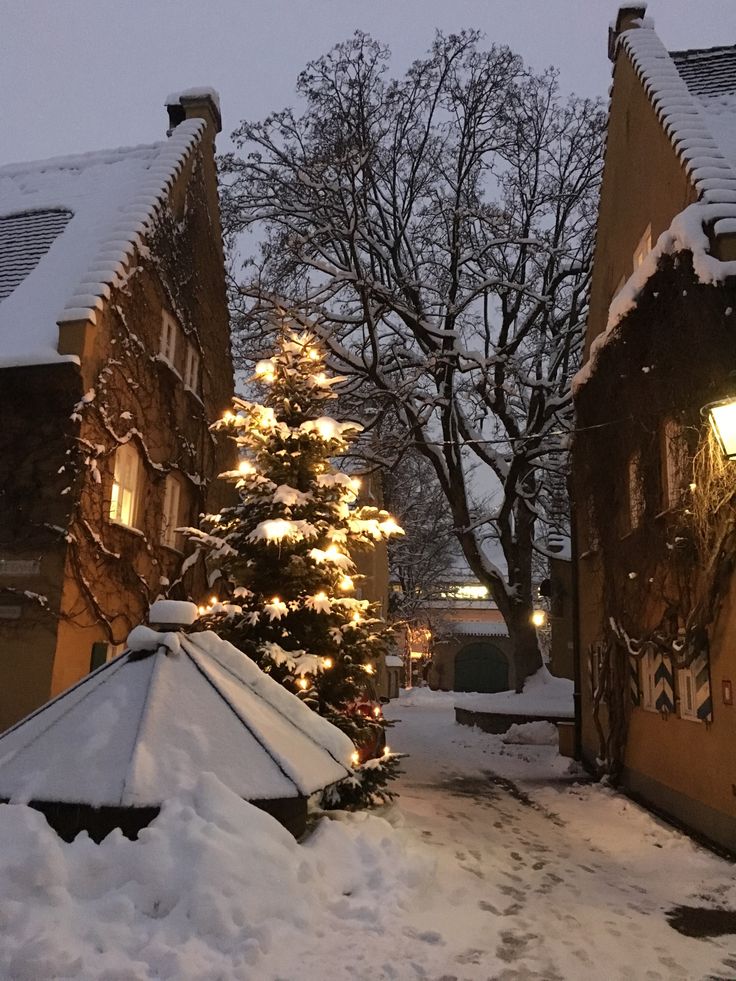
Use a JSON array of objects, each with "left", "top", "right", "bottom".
[{"left": 222, "top": 30, "right": 604, "bottom": 686}]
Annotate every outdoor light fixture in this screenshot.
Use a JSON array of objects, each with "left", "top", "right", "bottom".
[
  {"left": 531, "top": 609, "right": 546, "bottom": 628},
  {"left": 704, "top": 397, "right": 736, "bottom": 460}
]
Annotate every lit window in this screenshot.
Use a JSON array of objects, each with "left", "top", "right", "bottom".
[
  {"left": 633, "top": 224, "right": 652, "bottom": 270},
  {"left": 110, "top": 442, "right": 141, "bottom": 528},
  {"left": 439, "top": 584, "right": 489, "bottom": 600},
  {"left": 162, "top": 474, "right": 182, "bottom": 549},
  {"left": 624, "top": 451, "right": 644, "bottom": 533},
  {"left": 160, "top": 311, "right": 178, "bottom": 366},
  {"left": 183, "top": 345, "right": 200, "bottom": 393},
  {"left": 661, "top": 418, "right": 688, "bottom": 509}
]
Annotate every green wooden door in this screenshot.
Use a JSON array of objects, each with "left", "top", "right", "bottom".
[{"left": 454, "top": 642, "right": 509, "bottom": 693}]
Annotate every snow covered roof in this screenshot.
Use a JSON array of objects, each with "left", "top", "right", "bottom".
[
  {"left": 0, "top": 209, "right": 72, "bottom": 301},
  {"left": 574, "top": 29, "right": 736, "bottom": 395},
  {"left": 444, "top": 620, "right": 509, "bottom": 639},
  {"left": 0, "top": 118, "right": 206, "bottom": 368},
  {"left": 0, "top": 629, "right": 354, "bottom": 808},
  {"left": 385, "top": 655, "right": 403, "bottom": 668},
  {"left": 671, "top": 46, "right": 736, "bottom": 100},
  {"left": 619, "top": 30, "right": 736, "bottom": 205}
]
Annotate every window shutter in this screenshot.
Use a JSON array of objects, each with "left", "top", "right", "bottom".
[
  {"left": 629, "top": 655, "right": 640, "bottom": 705},
  {"left": 693, "top": 653, "right": 713, "bottom": 723},
  {"left": 653, "top": 652, "right": 675, "bottom": 713}
]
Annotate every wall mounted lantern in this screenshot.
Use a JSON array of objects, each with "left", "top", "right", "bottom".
[{"left": 704, "top": 397, "right": 736, "bottom": 460}]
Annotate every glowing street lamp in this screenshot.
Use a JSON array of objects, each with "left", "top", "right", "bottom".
[
  {"left": 704, "top": 397, "right": 736, "bottom": 460},
  {"left": 531, "top": 609, "right": 546, "bottom": 628}
]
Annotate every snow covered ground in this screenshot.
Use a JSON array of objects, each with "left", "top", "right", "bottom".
[
  {"left": 450, "top": 664, "right": 574, "bottom": 717},
  {"left": 0, "top": 689, "right": 734, "bottom": 979}
]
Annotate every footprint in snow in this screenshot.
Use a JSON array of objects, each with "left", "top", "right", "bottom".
[{"left": 403, "top": 927, "right": 445, "bottom": 945}]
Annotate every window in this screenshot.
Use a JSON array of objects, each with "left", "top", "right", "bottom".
[
  {"left": 183, "top": 345, "right": 200, "bottom": 393},
  {"left": 160, "top": 311, "right": 178, "bottom": 366},
  {"left": 162, "top": 473, "right": 183, "bottom": 549},
  {"left": 640, "top": 650, "right": 658, "bottom": 711},
  {"left": 633, "top": 224, "right": 652, "bottom": 270},
  {"left": 623, "top": 451, "right": 644, "bottom": 533},
  {"left": 159, "top": 311, "right": 200, "bottom": 393},
  {"left": 677, "top": 666, "right": 697, "bottom": 720},
  {"left": 110, "top": 442, "right": 141, "bottom": 528},
  {"left": 677, "top": 654, "right": 710, "bottom": 723},
  {"left": 661, "top": 418, "right": 689, "bottom": 509},
  {"left": 90, "top": 641, "right": 125, "bottom": 672}
]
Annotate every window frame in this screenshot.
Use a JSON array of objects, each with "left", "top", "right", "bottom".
[
  {"left": 661, "top": 417, "right": 689, "bottom": 510},
  {"left": 183, "top": 344, "right": 201, "bottom": 394},
  {"left": 161, "top": 472, "right": 183, "bottom": 551},
  {"left": 622, "top": 450, "right": 644, "bottom": 535},
  {"left": 640, "top": 650, "right": 658, "bottom": 712},
  {"left": 677, "top": 665, "right": 699, "bottom": 722},
  {"left": 109, "top": 441, "right": 142, "bottom": 529},
  {"left": 160, "top": 311, "right": 178, "bottom": 367}
]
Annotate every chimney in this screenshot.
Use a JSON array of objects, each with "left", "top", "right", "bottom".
[
  {"left": 148, "top": 599, "right": 199, "bottom": 632},
  {"left": 165, "top": 88, "right": 222, "bottom": 139},
  {"left": 608, "top": 4, "right": 648, "bottom": 61}
]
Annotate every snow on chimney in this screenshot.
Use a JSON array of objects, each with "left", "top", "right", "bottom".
[
  {"left": 165, "top": 88, "right": 222, "bottom": 137},
  {"left": 608, "top": 4, "right": 649, "bottom": 61},
  {"left": 148, "top": 599, "right": 199, "bottom": 631}
]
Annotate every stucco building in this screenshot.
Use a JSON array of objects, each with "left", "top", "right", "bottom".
[
  {"left": 0, "top": 91, "right": 234, "bottom": 731},
  {"left": 572, "top": 9, "right": 736, "bottom": 851}
]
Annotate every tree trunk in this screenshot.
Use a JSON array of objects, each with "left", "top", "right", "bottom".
[{"left": 503, "top": 605, "right": 544, "bottom": 692}]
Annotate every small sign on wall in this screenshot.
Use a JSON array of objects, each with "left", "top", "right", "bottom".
[{"left": 723, "top": 679, "right": 733, "bottom": 706}]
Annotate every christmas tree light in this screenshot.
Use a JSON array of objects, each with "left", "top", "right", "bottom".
[{"left": 190, "top": 325, "right": 405, "bottom": 808}]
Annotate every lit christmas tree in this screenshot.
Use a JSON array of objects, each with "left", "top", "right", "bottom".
[{"left": 190, "top": 328, "right": 404, "bottom": 806}]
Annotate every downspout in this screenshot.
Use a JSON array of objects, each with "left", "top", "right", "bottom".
[{"left": 569, "top": 484, "right": 583, "bottom": 762}]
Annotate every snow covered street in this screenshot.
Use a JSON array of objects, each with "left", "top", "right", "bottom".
[
  {"left": 382, "top": 690, "right": 736, "bottom": 980},
  {"left": 0, "top": 689, "right": 735, "bottom": 980}
]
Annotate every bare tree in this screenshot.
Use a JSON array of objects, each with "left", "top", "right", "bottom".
[
  {"left": 222, "top": 30, "right": 604, "bottom": 688},
  {"left": 383, "top": 450, "right": 458, "bottom": 623}
]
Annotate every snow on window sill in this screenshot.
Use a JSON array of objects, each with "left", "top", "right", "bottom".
[
  {"left": 161, "top": 542, "right": 184, "bottom": 556},
  {"left": 153, "top": 354, "right": 183, "bottom": 382},
  {"left": 109, "top": 519, "right": 145, "bottom": 538}
]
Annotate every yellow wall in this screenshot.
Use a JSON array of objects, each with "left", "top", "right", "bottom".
[
  {"left": 575, "top": 34, "right": 736, "bottom": 849},
  {"left": 0, "top": 128, "right": 233, "bottom": 729},
  {"left": 584, "top": 49, "right": 696, "bottom": 357}
]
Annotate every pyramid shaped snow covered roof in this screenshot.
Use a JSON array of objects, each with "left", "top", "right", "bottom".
[{"left": 0, "top": 629, "right": 354, "bottom": 809}]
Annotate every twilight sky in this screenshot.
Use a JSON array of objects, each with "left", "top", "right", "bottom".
[{"left": 2, "top": 1, "right": 735, "bottom": 165}]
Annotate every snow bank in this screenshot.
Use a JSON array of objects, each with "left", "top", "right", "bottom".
[
  {"left": 0, "top": 773, "right": 430, "bottom": 980},
  {"left": 455, "top": 666, "right": 574, "bottom": 718},
  {"left": 398, "top": 687, "right": 460, "bottom": 708},
  {"left": 501, "top": 720, "right": 559, "bottom": 745}
]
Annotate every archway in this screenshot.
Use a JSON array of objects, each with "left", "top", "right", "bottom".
[{"left": 454, "top": 642, "right": 509, "bottom": 693}]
